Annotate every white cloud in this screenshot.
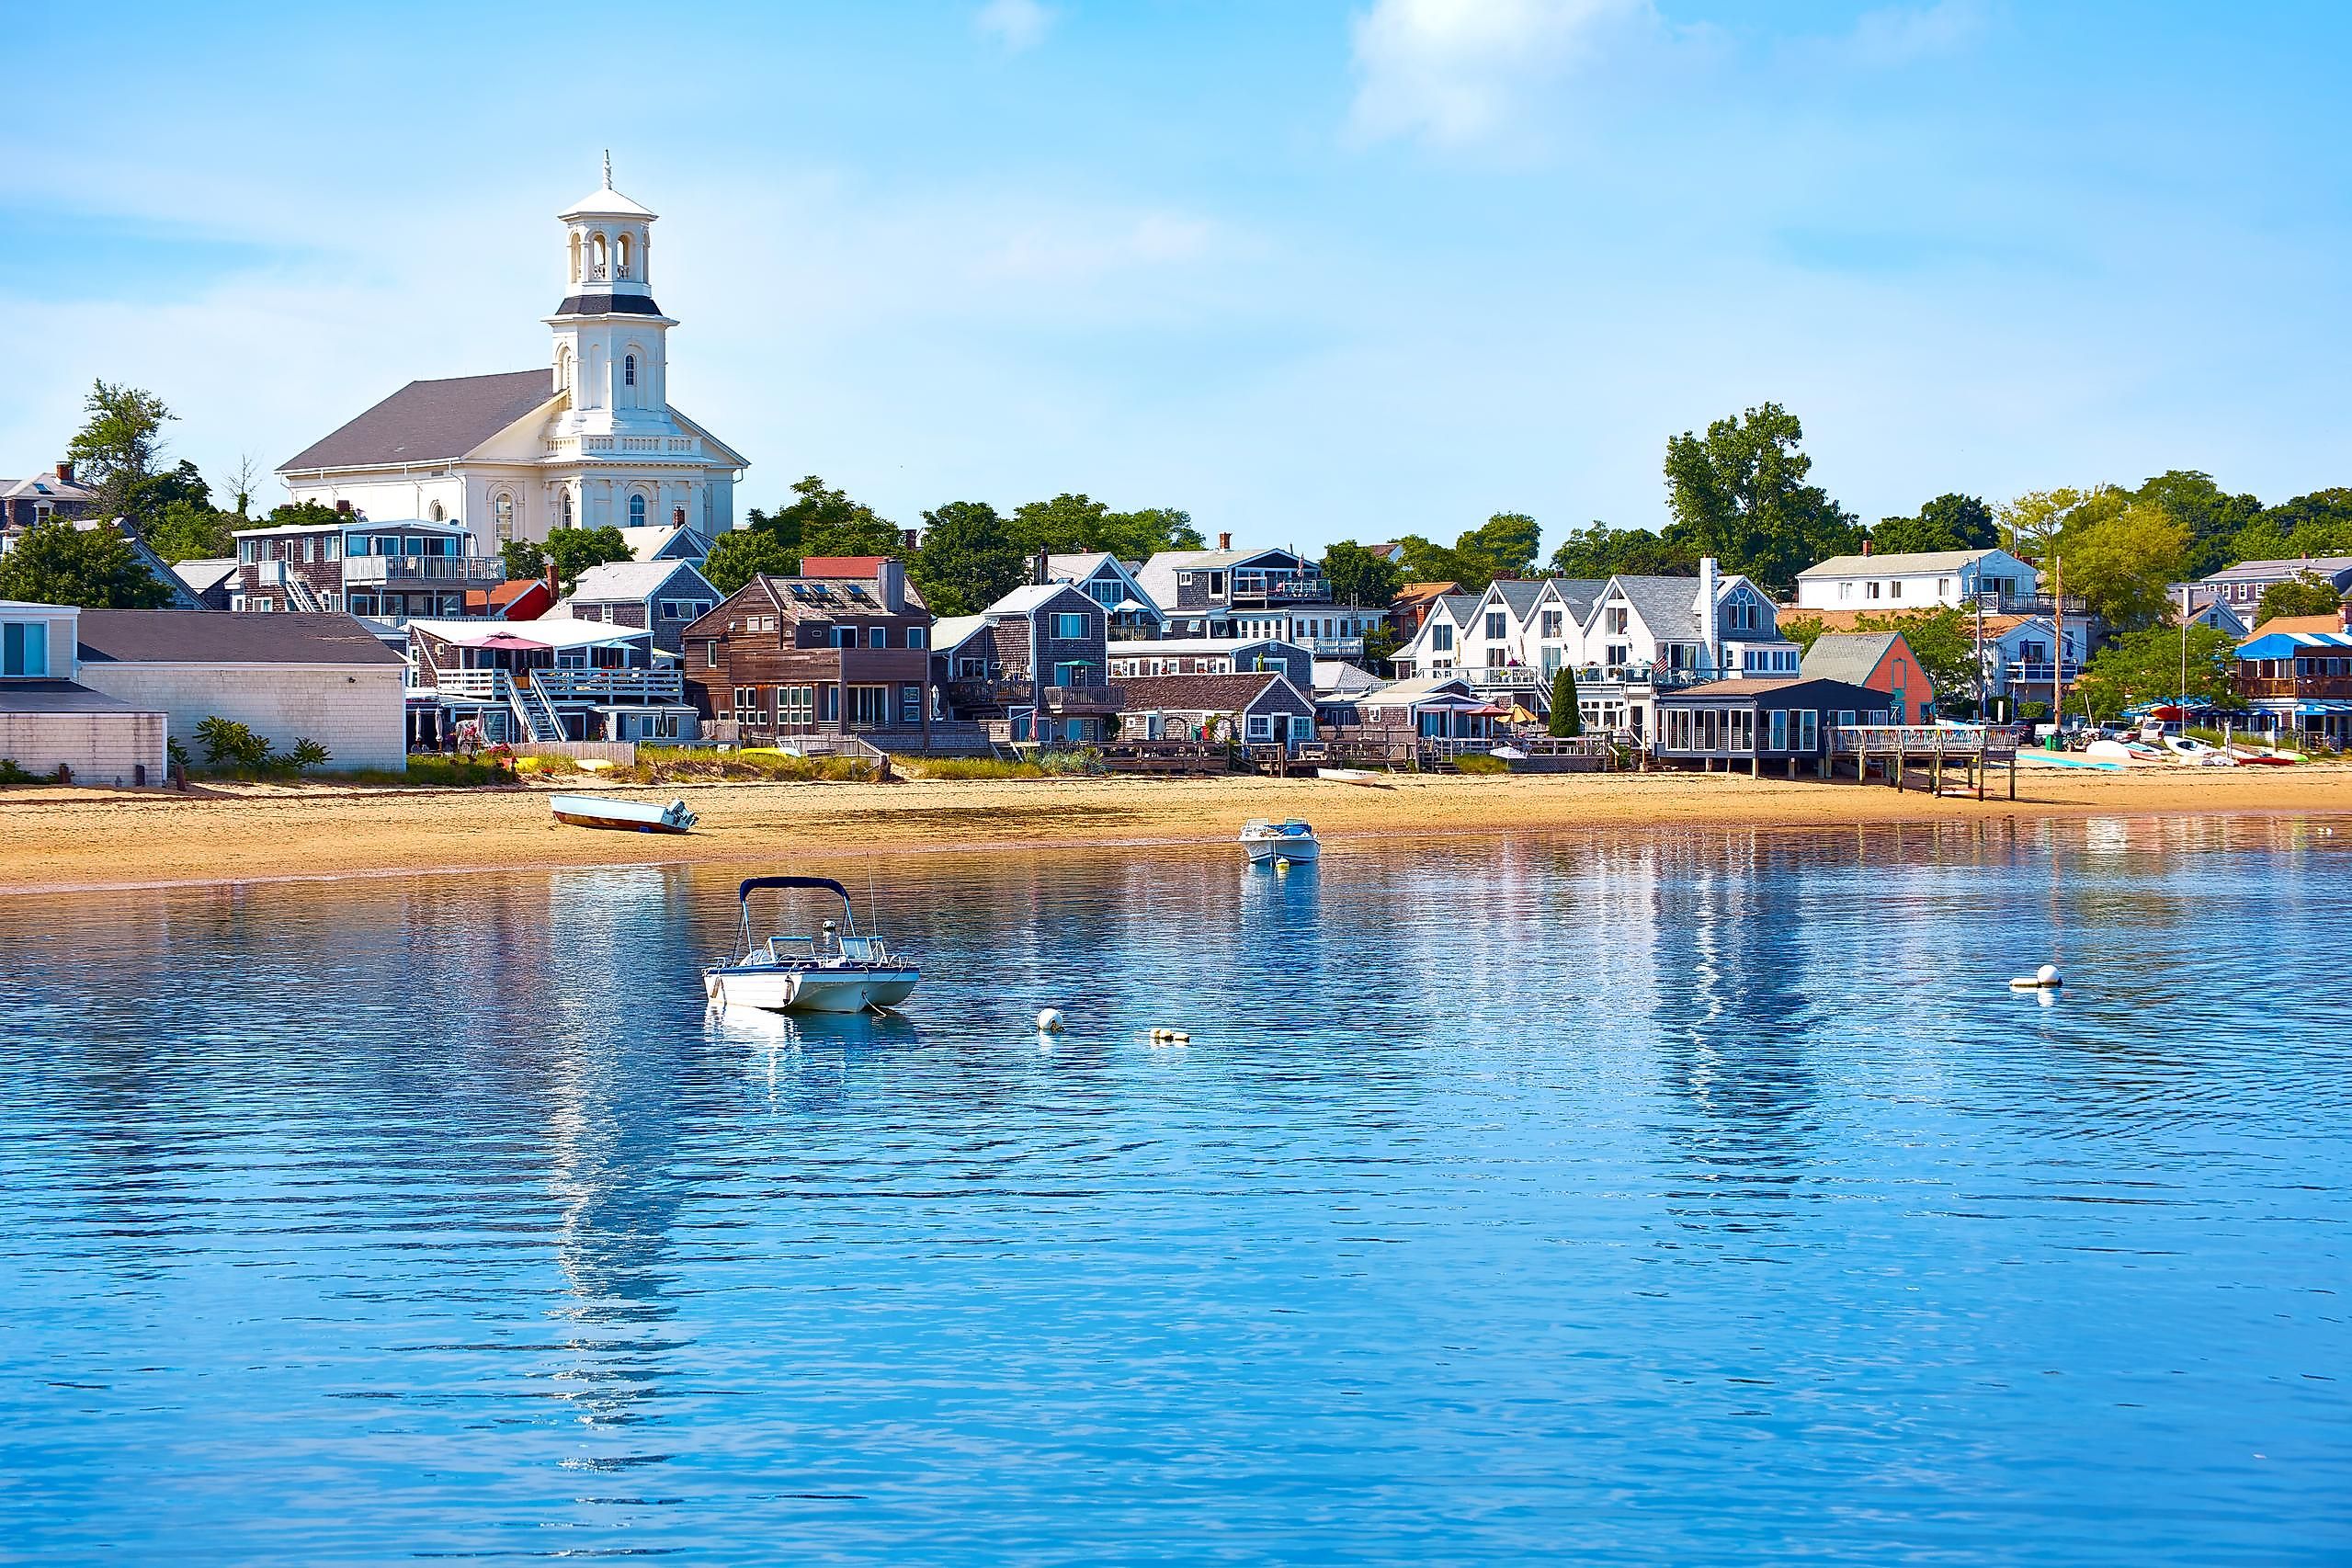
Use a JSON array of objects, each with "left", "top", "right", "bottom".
[
  {"left": 1842, "top": 1, "right": 1985, "bottom": 68},
  {"left": 1347, "top": 0, "right": 1654, "bottom": 148},
  {"left": 974, "top": 0, "right": 1053, "bottom": 53}
]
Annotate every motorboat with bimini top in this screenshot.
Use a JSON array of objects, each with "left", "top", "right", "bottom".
[
  {"left": 703, "top": 876, "right": 920, "bottom": 1014},
  {"left": 1241, "top": 818, "right": 1321, "bottom": 865}
]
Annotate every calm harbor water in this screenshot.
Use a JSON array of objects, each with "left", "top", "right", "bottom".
[{"left": 2, "top": 817, "right": 2348, "bottom": 1565}]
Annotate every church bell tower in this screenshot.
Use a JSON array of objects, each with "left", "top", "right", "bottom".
[{"left": 546, "top": 153, "right": 676, "bottom": 440}]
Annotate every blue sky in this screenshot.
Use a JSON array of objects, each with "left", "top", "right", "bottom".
[{"left": 5, "top": 0, "right": 2348, "bottom": 552}]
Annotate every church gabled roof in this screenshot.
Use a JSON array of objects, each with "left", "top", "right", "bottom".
[{"left": 279, "top": 369, "right": 557, "bottom": 473}]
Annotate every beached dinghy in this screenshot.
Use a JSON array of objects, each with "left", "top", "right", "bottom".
[
  {"left": 704, "top": 876, "right": 920, "bottom": 1014},
  {"left": 551, "top": 794, "right": 697, "bottom": 834},
  {"left": 1241, "top": 818, "right": 1321, "bottom": 866}
]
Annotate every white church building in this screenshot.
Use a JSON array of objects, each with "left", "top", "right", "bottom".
[{"left": 277, "top": 162, "right": 748, "bottom": 553}]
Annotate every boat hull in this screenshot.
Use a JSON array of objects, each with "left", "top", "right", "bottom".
[
  {"left": 704, "top": 965, "right": 920, "bottom": 1014},
  {"left": 551, "top": 809, "right": 692, "bottom": 835},
  {"left": 1244, "top": 837, "right": 1320, "bottom": 864}
]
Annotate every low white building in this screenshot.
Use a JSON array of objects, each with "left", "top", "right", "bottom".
[
  {"left": 74, "top": 610, "right": 409, "bottom": 772},
  {"left": 0, "top": 600, "right": 166, "bottom": 786},
  {"left": 1793, "top": 547, "right": 2040, "bottom": 611}
]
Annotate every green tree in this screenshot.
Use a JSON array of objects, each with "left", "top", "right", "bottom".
[
  {"left": 1321, "top": 540, "right": 1404, "bottom": 608},
  {"left": 746, "top": 475, "right": 892, "bottom": 556},
  {"left": 63, "top": 381, "right": 173, "bottom": 520},
  {"left": 1547, "top": 665, "right": 1582, "bottom": 737},
  {"left": 1547, "top": 523, "right": 1696, "bottom": 579},
  {"left": 262, "top": 500, "right": 352, "bottom": 530},
  {"left": 2230, "top": 487, "right": 2352, "bottom": 564},
  {"left": 145, "top": 500, "right": 238, "bottom": 562},
  {"left": 0, "top": 519, "right": 172, "bottom": 608},
  {"left": 910, "top": 500, "right": 1026, "bottom": 615},
  {"left": 2133, "top": 471, "right": 2262, "bottom": 577},
  {"left": 2073, "top": 624, "right": 2242, "bottom": 720},
  {"left": 500, "top": 539, "right": 548, "bottom": 581},
  {"left": 2255, "top": 572, "right": 2346, "bottom": 623},
  {"left": 1869, "top": 493, "right": 1996, "bottom": 554},
  {"left": 1108, "top": 506, "right": 1205, "bottom": 555},
  {"left": 545, "top": 525, "right": 633, "bottom": 592},
  {"left": 1396, "top": 513, "right": 1544, "bottom": 594},
  {"left": 703, "top": 530, "right": 799, "bottom": 596},
  {"left": 1661, "top": 403, "right": 1860, "bottom": 593},
  {"left": 1996, "top": 486, "right": 2104, "bottom": 563},
  {"left": 2051, "top": 495, "right": 2189, "bottom": 631}
]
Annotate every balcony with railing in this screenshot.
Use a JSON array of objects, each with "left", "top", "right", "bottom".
[
  {"left": 411, "top": 665, "right": 683, "bottom": 704},
  {"left": 345, "top": 555, "right": 506, "bottom": 585},
  {"left": 1039, "top": 684, "right": 1125, "bottom": 714},
  {"left": 1467, "top": 665, "right": 1542, "bottom": 689},
  {"left": 1971, "top": 590, "right": 2088, "bottom": 618},
  {"left": 1225, "top": 568, "right": 1328, "bottom": 607},
  {"left": 947, "top": 676, "right": 1032, "bottom": 710},
  {"left": 2239, "top": 674, "right": 2352, "bottom": 700},
  {"left": 2005, "top": 661, "right": 2083, "bottom": 687},
  {"left": 1301, "top": 634, "right": 1366, "bottom": 656}
]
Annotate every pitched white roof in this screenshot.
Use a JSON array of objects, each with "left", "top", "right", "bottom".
[
  {"left": 931, "top": 614, "right": 990, "bottom": 652},
  {"left": 569, "top": 560, "right": 711, "bottom": 602},
  {"left": 561, "top": 181, "right": 656, "bottom": 220},
  {"left": 1799, "top": 548, "right": 2009, "bottom": 578},
  {"left": 406, "top": 614, "right": 649, "bottom": 649},
  {"left": 983, "top": 583, "right": 1085, "bottom": 618}
]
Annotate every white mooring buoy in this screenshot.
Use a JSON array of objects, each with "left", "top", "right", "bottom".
[
  {"left": 2008, "top": 963, "right": 2063, "bottom": 991},
  {"left": 1037, "top": 1007, "right": 1066, "bottom": 1033}
]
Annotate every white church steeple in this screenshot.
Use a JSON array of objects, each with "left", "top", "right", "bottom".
[{"left": 548, "top": 156, "right": 675, "bottom": 437}]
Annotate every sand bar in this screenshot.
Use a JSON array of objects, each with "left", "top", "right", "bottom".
[{"left": 0, "top": 765, "right": 2346, "bottom": 896}]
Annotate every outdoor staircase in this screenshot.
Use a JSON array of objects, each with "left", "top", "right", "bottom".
[{"left": 506, "top": 679, "right": 567, "bottom": 743}]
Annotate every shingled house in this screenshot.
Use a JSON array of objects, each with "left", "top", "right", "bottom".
[
  {"left": 1115, "top": 671, "right": 1317, "bottom": 749},
  {"left": 681, "top": 557, "right": 940, "bottom": 747},
  {"left": 930, "top": 582, "right": 1122, "bottom": 745}
]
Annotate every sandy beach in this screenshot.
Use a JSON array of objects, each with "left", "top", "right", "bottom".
[{"left": 0, "top": 763, "right": 2345, "bottom": 895}]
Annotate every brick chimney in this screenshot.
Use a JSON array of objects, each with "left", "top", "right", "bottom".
[
  {"left": 877, "top": 557, "right": 906, "bottom": 613},
  {"left": 54, "top": 460, "right": 72, "bottom": 483},
  {"left": 1861, "top": 536, "right": 1872, "bottom": 557},
  {"left": 1218, "top": 531, "right": 1231, "bottom": 551},
  {"left": 544, "top": 558, "right": 560, "bottom": 602},
  {"left": 335, "top": 498, "right": 353, "bottom": 514},
  {"left": 1031, "top": 549, "right": 1049, "bottom": 586}
]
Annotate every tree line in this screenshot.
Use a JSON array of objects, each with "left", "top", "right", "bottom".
[{"left": 16, "top": 381, "right": 2352, "bottom": 649}]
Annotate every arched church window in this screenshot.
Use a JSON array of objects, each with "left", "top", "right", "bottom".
[
  {"left": 428, "top": 502, "right": 445, "bottom": 522},
  {"left": 590, "top": 233, "right": 608, "bottom": 280},
  {"left": 624, "top": 355, "right": 636, "bottom": 388},
  {"left": 617, "top": 233, "right": 631, "bottom": 278},
  {"left": 672, "top": 506, "right": 686, "bottom": 528},
  {"left": 494, "top": 494, "right": 516, "bottom": 544},
  {"left": 629, "top": 494, "right": 647, "bottom": 528},
  {"left": 561, "top": 490, "right": 574, "bottom": 528}
]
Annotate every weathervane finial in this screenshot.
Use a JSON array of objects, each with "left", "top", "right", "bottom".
[{"left": 602, "top": 149, "right": 612, "bottom": 188}]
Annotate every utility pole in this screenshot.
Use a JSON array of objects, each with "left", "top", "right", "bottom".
[
  {"left": 2178, "top": 583, "right": 2190, "bottom": 725},
  {"left": 2051, "top": 553, "right": 2064, "bottom": 736}
]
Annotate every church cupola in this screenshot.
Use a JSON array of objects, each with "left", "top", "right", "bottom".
[
  {"left": 547, "top": 154, "right": 679, "bottom": 430},
  {"left": 554, "top": 152, "right": 664, "bottom": 318}
]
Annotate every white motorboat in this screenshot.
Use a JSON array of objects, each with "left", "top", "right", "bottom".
[
  {"left": 703, "top": 875, "right": 920, "bottom": 1014},
  {"left": 551, "top": 794, "right": 697, "bottom": 834},
  {"left": 1241, "top": 818, "right": 1321, "bottom": 866}
]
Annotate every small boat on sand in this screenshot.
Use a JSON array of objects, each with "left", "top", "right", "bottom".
[
  {"left": 1315, "top": 767, "right": 1393, "bottom": 789},
  {"left": 1241, "top": 819, "right": 1321, "bottom": 866},
  {"left": 551, "top": 794, "right": 697, "bottom": 834},
  {"left": 704, "top": 876, "right": 920, "bottom": 1014}
]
